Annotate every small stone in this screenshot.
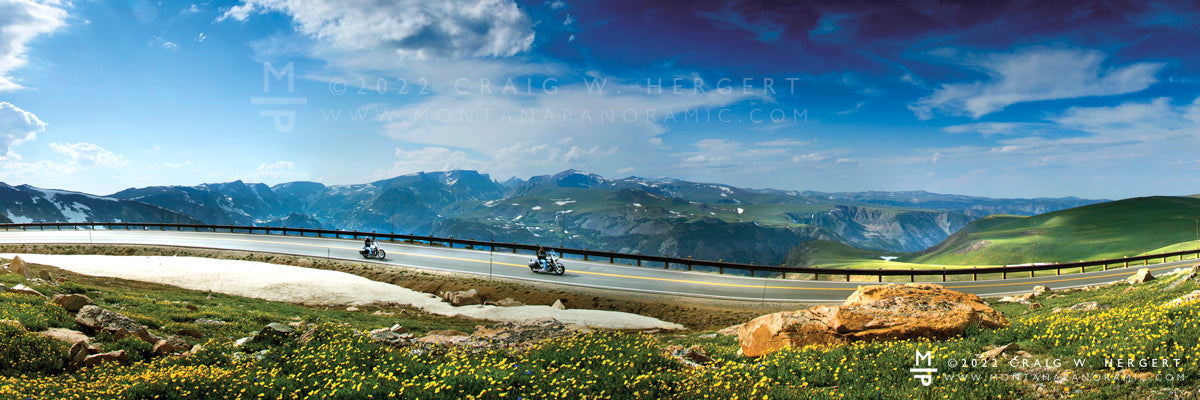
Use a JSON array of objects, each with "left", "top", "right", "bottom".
[
  {"left": 979, "top": 343, "right": 1020, "bottom": 359},
  {"left": 389, "top": 324, "right": 409, "bottom": 334},
  {"left": 371, "top": 310, "right": 395, "bottom": 316},
  {"left": 425, "top": 329, "right": 468, "bottom": 337},
  {"left": 697, "top": 333, "right": 718, "bottom": 339},
  {"left": 550, "top": 299, "right": 567, "bottom": 310},
  {"left": 37, "top": 270, "right": 53, "bottom": 282},
  {"left": 1032, "top": 286, "right": 1051, "bottom": 296},
  {"left": 484, "top": 298, "right": 524, "bottom": 307},
  {"left": 175, "top": 328, "right": 204, "bottom": 339},
  {"left": 345, "top": 306, "right": 360, "bottom": 312},
  {"left": 194, "top": 318, "right": 227, "bottom": 325}
]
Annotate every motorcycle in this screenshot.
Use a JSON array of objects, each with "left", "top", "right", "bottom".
[
  {"left": 528, "top": 253, "right": 565, "bottom": 275},
  {"left": 360, "top": 241, "right": 386, "bottom": 260}
]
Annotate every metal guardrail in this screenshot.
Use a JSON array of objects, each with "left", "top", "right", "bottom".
[{"left": 2, "top": 222, "right": 1198, "bottom": 281}]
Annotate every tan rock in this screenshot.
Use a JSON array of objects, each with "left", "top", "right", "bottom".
[
  {"left": 484, "top": 298, "right": 524, "bottom": 307},
  {"left": 1127, "top": 268, "right": 1154, "bottom": 285},
  {"left": 345, "top": 306, "right": 360, "bottom": 312},
  {"left": 152, "top": 336, "right": 192, "bottom": 356},
  {"left": 551, "top": 299, "right": 567, "bottom": 310},
  {"left": 425, "top": 329, "right": 469, "bottom": 337},
  {"left": 979, "top": 343, "right": 1020, "bottom": 359},
  {"left": 1032, "top": 286, "right": 1050, "bottom": 296},
  {"left": 82, "top": 350, "right": 129, "bottom": 368},
  {"left": 738, "top": 284, "right": 1007, "bottom": 358},
  {"left": 9, "top": 284, "right": 47, "bottom": 299},
  {"left": 440, "top": 289, "right": 483, "bottom": 306},
  {"left": 75, "top": 305, "right": 158, "bottom": 344},
  {"left": 38, "top": 328, "right": 90, "bottom": 345},
  {"left": 0, "top": 319, "right": 23, "bottom": 331},
  {"left": 51, "top": 294, "right": 95, "bottom": 313},
  {"left": 37, "top": 270, "right": 53, "bottom": 282},
  {"left": 8, "top": 256, "right": 32, "bottom": 279}
]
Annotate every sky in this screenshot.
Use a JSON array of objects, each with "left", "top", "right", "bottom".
[{"left": 1, "top": 0, "right": 1199, "bottom": 199}]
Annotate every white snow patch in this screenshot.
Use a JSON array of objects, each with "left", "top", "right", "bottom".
[
  {"left": 5, "top": 212, "right": 32, "bottom": 224},
  {"left": 554, "top": 200, "right": 576, "bottom": 206},
  {"left": 483, "top": 200, "right": 498, "bottom": 207},
  {"left": 531, "top": 206, "right": 542, "bottom": 210},
  {"left": 512, "top": 215, "right": 524, "bottom": 221},
  {"left": 736, "top": 208, "right": 744, "bottom": 215},
  {"left": 720, "top": 193, "right": 728, "bottom": 198},
  {"left": 1, "top": 254, "right": 684, "bottom": 330},
  {"left": 632, "top": 203, "right": 642, "bottom": 207},
  {"left": 880, "top": 256, "right": 899, "bottom": 261}
]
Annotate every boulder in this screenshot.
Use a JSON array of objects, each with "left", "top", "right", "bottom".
[
  {"left": 551, "top": 299, "right": 567, "bottom": 310},
  {"left": 75, "top": 305, "right": 158, "bottom": 344},
  {"left": 51, "top": 294, "right": 95, "bottom": 313},
  {"left": 254, "top": 322, "right": 297, "bottom": 343},
  {"left": 68, "top": 340, "right": 90, "bottom": 367},
  {"left": 388, "top": 324, "right": 409, "bottom": 334},
  {"left": 345, "top": 306, "right": 360, "bottom": 312},
  {"left": 440, "top": 289, "right": 483, "bottom": 306},
  {"left": 9, "top": 284, "right": 47, "bottom": 299},
  {"left": 38, "top": 328, "right": 90, "bottom": 345},
  {"left": 153, "top": 336, "right": 192, "bottom": 356},
  {"left": 82, "top": 350, "right": 129, "bottom": 369},
  {"left": 38, "top": 270, "right": 53, "bottom": 282},
  {"left": 1032, "top": 286, "right": 1051, "bottom": 296},
  {"left": 1164, "top": 290, "right": 1200, "bottom": 308},
  {"left": 1127, "top": 268, "right": 1154, "bottom": 285},
  {"left": 997, "top": 293, "right": 1035, "bottom": 304},
  {"left": 484, "top": 298, "right": 524, "bottom": 307},
  {"left": 8, "top": 256, "right": 32, "bottom": 279},
  {"left": 738, "top": 283, "right": 1008, "bottom": 358}
]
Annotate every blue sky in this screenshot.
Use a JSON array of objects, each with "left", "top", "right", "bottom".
[{"left": 2, "top": 0, "right": 1199, "bottom": 199}]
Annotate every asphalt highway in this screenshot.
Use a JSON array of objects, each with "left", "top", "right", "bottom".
[{"left": 1, "top": 229, "right": 1193, "bottom": 302}]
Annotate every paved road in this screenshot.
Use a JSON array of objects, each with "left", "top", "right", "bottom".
[{"left": 1, "top": 229, "right": 1193, "bottom": 302}]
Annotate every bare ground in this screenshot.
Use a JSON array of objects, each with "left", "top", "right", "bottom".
[{"left": 0, "top": 243, "right": 801, "bottom": 331}]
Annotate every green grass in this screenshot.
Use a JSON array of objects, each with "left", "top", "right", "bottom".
[
  {"left": 905, "top": 196, "right": 1200, "bottom": 265},
  {"left": 4, "top": 259, "right": 1200, "bottom": 398}
]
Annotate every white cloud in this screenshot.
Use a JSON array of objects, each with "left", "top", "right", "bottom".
[
  {"left": 0, "top": 0, "right": 68, "bottom": 91},
  {"left": 563, "top": 14, "right": 574, "bottom": 26},
  {"left": 220, "top": 0, "right": 535, "bottom": 60},
  {"left": 181, "top": 4, "right": 201, "bottom": 14},
  {"left": 545, "top": 0, "right": 566, "bottom": 10},
  {"left": 567, "top": 34, "right": 575, "bottom": 43},
  {"left": 0, "top": 102, "right": 46, "bottom": 158},
  {"left": 374, "top": 146, "right": 489, "bottom": 179},
  {"left": 245, "top": 160, "right": 309, "bottom": 182},
  {"left": 196, "top": 33, "right": 207, "bottom": 43},
  {"left": 49, "top": 142, "right": 129, "bottom": 168},
  {"left": 162, "top": 41, "right": 179, "bottom": 51},
  {"left": 911, "top": 47, "right": 1164, "bottom": 119}
]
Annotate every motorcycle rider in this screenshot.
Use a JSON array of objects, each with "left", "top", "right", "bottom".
[
  {"left": 536, "top": 246, "right": 549, "bottom": 269},
  {"left": 364, "top": 237, "right": 378, "bottom": 256}
]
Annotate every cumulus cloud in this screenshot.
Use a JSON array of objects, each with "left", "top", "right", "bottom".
[
  {"left": 0, "top": 102, "right": 46, "bottom": 158},
  {"left": 0, "top": 0, "right": 68, "bottom": 91},
  {"left": 49, "top": 142, "right": 129, "bottom": 168},
  {"left": 219, "top": 0, "right": 535, "bottom": 60},
  {"left": 910, "top": 47, "right": 1164, "bottom": 119}
]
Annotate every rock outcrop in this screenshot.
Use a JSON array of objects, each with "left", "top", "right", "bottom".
[
  {"left": 75, "top": 305, "right": 158, "bottom": 344},
  {"left": 737, "top": 283, "right": 1007, "bottom": 357},
  {"left": 7, "top": 256, "right": 32, "bottom": 279},
  {"left": 8, "top": 284, "right": 47, "bottom": 299},
  {"left": 440, "top": 289, "right": 482, "bottom": 306}
]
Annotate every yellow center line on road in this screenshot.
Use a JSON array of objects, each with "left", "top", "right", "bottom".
[{"left": 101, "top": 233, "right": 1200, "bottom": 293}]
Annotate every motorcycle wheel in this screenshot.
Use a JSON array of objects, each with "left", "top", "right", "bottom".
[
  {"left": 554, "top": 263, "right": 564, "bottom": 275},
  {"left": 377, "top": 249, "right": 386, "bottom": 260}
]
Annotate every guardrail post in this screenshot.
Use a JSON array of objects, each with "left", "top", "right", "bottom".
[
  {"left": 909, "top": 268, "right": 914, "bottom": 282},
  {"left": 718, "top": 266, "right": 723, "bottom": 274},
  {"left": 878, "top": 268, "right": 883, "bottom": 282},
  {"left": 610, "top": 255, "right": 614, "bottom": 263},
  {"left": 972, "top": 267, "right": 978, "bottom": 281},
  {"left": 1002, "top": 271, "right": 1007, "bottom": 279},
  {"left": 1029, "top": 270, "right": 1034, "bottom": 278},
  {"left": 1079, "top": 265, "right": 1084, "bottom": 274},
  {"left": 636, "top": 253, "right": 642, "bottom": 266},
  {"left": 1056, "top": 268, "right": 1060, "bottom": 276},
  {"left": 942, "top": 268, "right": 946, "bottom": 282},
  {"left": 512, "top": 242, "right": 517, "bottom": 253},
  {"left": 686, "top": 256, "right": 692, "bottom": 271},
  {"left": 814, "top": 270, "right": 820, "bottom": 281}
]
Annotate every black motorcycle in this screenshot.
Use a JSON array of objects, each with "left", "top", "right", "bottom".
[
  {"left": 528, "top": 253, "right": 565, "bottom": 275},
  {"left": 360, "top": 239, "right": 386, "bottom": 260}
]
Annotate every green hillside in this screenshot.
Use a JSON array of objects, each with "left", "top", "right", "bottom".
[
  {"left": 784, "top": 240, "right": 904, "bottom": 268},
  {"left": 905, "top": 196, "right": 1200, "bottom": 265}
]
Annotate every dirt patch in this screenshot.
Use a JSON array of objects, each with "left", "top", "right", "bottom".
[{"left": 0, "top": 243, "right": 800, "bottom": 331}]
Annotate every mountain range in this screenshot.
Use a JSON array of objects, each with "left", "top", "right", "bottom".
[{"left": 0, "top": 170, "right": 1103, "bottom": 265}]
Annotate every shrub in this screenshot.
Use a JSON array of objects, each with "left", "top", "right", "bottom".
[{"left": 0, "top": 323, "right": 67, "bottom": 375}]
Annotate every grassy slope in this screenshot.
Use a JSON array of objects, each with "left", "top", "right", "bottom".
[
  {"left": 905, "top": 196, "right": 1200, "bottom": 265},
  {"left": 4, "top": 258, "right": 1200, "bottom": 399}
]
